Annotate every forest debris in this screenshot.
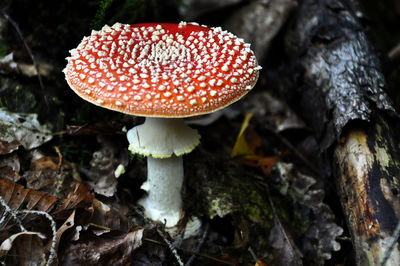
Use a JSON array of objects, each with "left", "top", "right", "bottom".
[
  {"left": 0, "top": 231, "right": 47, "bottom": 265},
  {"left": 245, "top": 92, "right": 307, "bottom": 132},
  {"left": 224, "top": 0, "right": 297, "bottom": 61},
  {"left": 334, "top": 118, "right": 400, "bottom": 265},
  {"left": 0, "top": 53, "right": 17, "bottom": 74},
  {"left": 284, "top": 0, "right": 400, "bottom": 264},
  {"left": 132, "top": 239, "right": 168, "bottom": 265},
  {"left": 231, "top": 113, "right": 278, "bottom": 175},
  {"left": 59, "top": 229, "right": 144, "bottom": 265},
  {"left": 268, "top": 216, "right": 303, "bottom": 266},
  {"left": 0, "top": 179, "right": 93, "bottom": 232},
  {"left": 272, "top": 162, "right": 343, "bottom": 262},
  {"left": 18, "top": 61, "right": 53, "bottom": 78},
  {"left": 0, "top": 108, "right": 52, "bottom": 154},
  {"left": 23, "top": 155, "right": 79, "bottom": 197},
  {"left": 82, "top": 136, "right": 129, "bottom": 197},
  {"left": 0, "top": 153, "right": 21, "bottom": 182},
  {"left": 231, "top": 113, "right": 259, "bottom": 158},
  {"left": 285, "top": 0, "right": 396, "bottom": 150},
  {"left": 90, "top": 198, "right": 131, "bottom": 233},
  {"left": 0, "top": 178, "right": 136, "bottom": 264}
]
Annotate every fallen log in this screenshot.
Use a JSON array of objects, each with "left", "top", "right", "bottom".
[{"left": 283, "top": 0, "right": 400, "bottom": 264}]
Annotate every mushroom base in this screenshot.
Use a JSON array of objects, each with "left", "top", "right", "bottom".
[{"left": 139, "top": 155, "right": 183, "bottom": 227}]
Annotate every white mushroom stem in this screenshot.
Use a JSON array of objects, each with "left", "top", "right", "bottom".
[
  {"left": 127, "top": 117, "right": 200, "bottom": 228},
  {"left": 139, "top": 156, "right": 183, "bottom": 227}
]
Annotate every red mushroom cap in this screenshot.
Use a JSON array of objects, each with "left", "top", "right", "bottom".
[{"left": 64, "top": 22, "right": 260, "bottom": 117}]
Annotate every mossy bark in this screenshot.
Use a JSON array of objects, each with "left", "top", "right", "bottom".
[{"left": 334, "top": 114, "right": 400, "bottom": 265}]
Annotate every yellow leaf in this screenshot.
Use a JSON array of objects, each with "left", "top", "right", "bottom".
[{"left": 231, "top": 113, "right": 254, "bottom": 158}]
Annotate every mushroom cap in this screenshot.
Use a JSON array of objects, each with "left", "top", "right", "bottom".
[{"left": 64, "top": 22, "right": 260, "bottom": 118}]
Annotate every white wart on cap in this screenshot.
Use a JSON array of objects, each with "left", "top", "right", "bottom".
[{"left": 64, "top": 22, "right": 260, "bottom": 118}]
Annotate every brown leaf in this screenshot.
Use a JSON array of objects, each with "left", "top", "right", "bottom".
[
  {"left": 52, "top": 183, "right": 95, "bottom": 217},
  {"left": 235, "top": 156, "right": 278, "bottom": 175},
  {"left": 0, "top": 153, "right": 21, "bottom": 182},
  {"left": 24, "top": 155, "right": 79, "bottom": 197},
  {"left": 231, "top": 114, "right": 277, "bottom": 174},
  {"left": 0, "top": 179, "right": 93, "bottom": 230},
  {"left": 91, "top": 199, "right": 131, "bottom": 234},
  {"left": 59, "top": 229, "right": 144, "bottom": 265},
  {"left": 0, "top": 140, "right": 19, "bottom": 155},
  {"left": 0, "top": 231, "right": 47, "bottom": 265}
]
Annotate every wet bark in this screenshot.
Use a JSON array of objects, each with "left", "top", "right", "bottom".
[
  {"left": 334, "top": 115, "right": 400, "bottom": 265},
  {"left": 283, "top": 0, "right": 400, "bottom": 264}
]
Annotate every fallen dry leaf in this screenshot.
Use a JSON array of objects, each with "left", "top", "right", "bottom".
[
  {"left": 23, "top": 154, "right": 79, "bottom": 197},
  {"left": 231, "top": 113, "right": 259, "bottom": 158},
  {"left": 268, "top": 216, "right": 303, "bottom": 266},
  {"left": 0, "top": 108, "right": 52, "bottom": 154},
  {"left": 231, "top": 113, "right": 278, "bottom": 174},
  {"left": 0, "top": 140, "right": 20, "bottom": 155},
  {"left": 0, "top": 231, "right": 47, "bottom": 265},
  {"left": 0, "top": 178, "right": 93, "bottom": 231},
  {"left": 235, "top": 156, "right": 278, "bottom": 175},
  {"left": 91, "top": 198, "right": 131, "bottom": 234},
  {"left": 59, "top": 229, "right": 144, "bottom": 265},
  {"left": 83, "top": 136, "right": 129, "bottom": 197},
  {"left": 0, "top": 153, "right": 21, "bottom": 182},
  {"left": 273, "top": 162, "right": 343, "bottom": 262}
]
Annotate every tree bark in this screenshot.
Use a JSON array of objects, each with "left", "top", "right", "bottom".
[
  {"left": 283, "top": 0, "right": 400, "bottom": 264},
  {"left": 334, "top": 115, "right": 400, "bottom": 265}
]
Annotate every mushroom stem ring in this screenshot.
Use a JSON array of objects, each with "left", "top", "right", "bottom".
[
  {"left": 127, "top": 117, "right": 199, "bottom": 227},
  {"left": 64, "top": 21, "right": 260, "bottom": 230}
]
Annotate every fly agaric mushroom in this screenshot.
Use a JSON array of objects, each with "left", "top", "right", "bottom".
[{"left": 64, "top": 22, "right": 260, "bottom": 228}]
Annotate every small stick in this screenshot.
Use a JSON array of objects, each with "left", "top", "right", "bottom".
[
  {"left": 144, "top": 237, "right": 236, "bottom": 265},
  {"left": 132, "top": 206, "right": 184, "bottom": 266},
  {"left": 0, "top": 195, "right": 26, "bottom": 232},
  {"left": 156, "top": 226, "right": 184, "bottom": 266},
  {"left": 185, "top": 222, "right": 210, "bottom": 266},
  {"left": 248, "top": 246, "right": 261, "bottom": 266}
]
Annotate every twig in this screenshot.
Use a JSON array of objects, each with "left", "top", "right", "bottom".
[
  {"left": 248, "top": 246, "right": 261, "bottom": 266},
  {"left": 0, "top": 195, "right": 26, "bottom": 232},
  {"left": 388, "top": 42, "right": 400, "bottom": 62},
  {"left": 132, "top": 206, "right": 184, "bottom": 266},
  {"left": 54, "top": 146, "right": 63, "bottom": 173},
  {"left": 0, "top": 9, "right": 48, "bottom": 109},
  {"left": 379, "top": 221, "right": 400, "bottom": 266},
  {"left": 185, "top": 222, "right": 210, "bottom": 266},
  {"left": 144, "top": 238, "right": 236, "bottom": 265},
  {"left": 0, "top": 196, "right": 57, "bottom": 265},
  {"left": 156, "top": 226, "right": 184, "bottom": 266},
  {"left": 19, "top": 210, "right": 57, "bottom": 266}
]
